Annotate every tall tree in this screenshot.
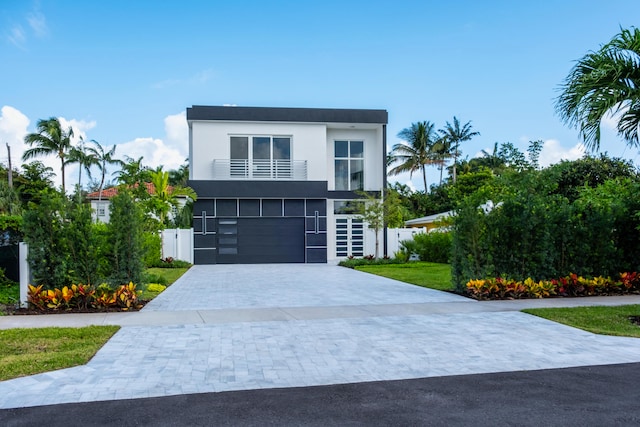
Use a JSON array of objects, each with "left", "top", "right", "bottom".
[
  {"left": 112, "top": 156, "right": 150, "bottom": 199},
  {"left": 66, "top": 137, "right": 99, "bottom": 194},
  {"left": 87, "top": 141, "right": 121, "bottom": 203},
  {"left": 23, "top": 117, "right": 74, "bottom": 193},
  {"left": 439, "top": 117, "right": 480, "bottom": 184},
  {"left": 556, "top": 27, "right": 640, "bottom": 151},
  {"left": 389, "top": 121, "right": 440, "bottom": 192}
]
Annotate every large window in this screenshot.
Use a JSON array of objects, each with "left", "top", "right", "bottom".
[
  {"left": 230, "top": 136, "right": 291, "bottom": 162},
  {"left": 335, "top": 140, "right": 363, "bottom": 191},
  {"left": 230, "top": 135, "right": 291, "bottom": 178}
]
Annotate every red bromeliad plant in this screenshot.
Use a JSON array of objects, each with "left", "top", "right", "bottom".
[{"left": 466, "top": 272, "right": 640, "bottom": 300}]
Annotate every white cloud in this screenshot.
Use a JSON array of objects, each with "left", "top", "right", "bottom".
[
  {"left": 0, "top": 105, "right": 30, "bottom": 169},
  {"left": 117, "top": 137, "right": 186, "bottom": 171},
  {"left": 58, "top": 117, "right": 97, "bottom": 145},
  {"left": 163, "top": 111, "right": 188, "bottom": 149},
  {"left": 539, "top": 139, "right": 585, "bottom": 167}
]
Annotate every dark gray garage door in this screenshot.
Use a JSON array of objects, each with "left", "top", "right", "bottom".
[{"left": 217, "top": 217, "right": 305, "bottom": 264}]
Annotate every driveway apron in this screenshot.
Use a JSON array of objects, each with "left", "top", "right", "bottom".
[{"left": 2, "top": 264, "right": 640, "bottom": 409}]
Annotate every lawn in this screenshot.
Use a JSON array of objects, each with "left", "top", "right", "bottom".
[
  {"left": 355, "top": 262, "right": 453, "bottom": 291},
  {"left": 140, "top": 267, "right": 189, "bottom": 300},
  {"left": 0, "top": 326, "right": 120, "bottom": 381},
  {"left": 145, "top": 267, "right": 189, "bottom": 286},
  {"left": 523, "top": 305, "right": 640, "bottom": 338}
]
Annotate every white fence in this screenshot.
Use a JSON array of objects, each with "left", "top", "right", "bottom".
[
  {"left": 161, "top": 228, "right": 194, "bottom": 263},
  {"left": 386, "top": 227, "right": 426, "bottom": 256}
]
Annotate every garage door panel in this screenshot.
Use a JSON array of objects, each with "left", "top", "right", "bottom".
[{"left": 236, "top": 218, "right": 305, "bottom": 263}]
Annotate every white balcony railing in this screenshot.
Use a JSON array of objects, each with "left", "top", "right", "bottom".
[{"left": 213, "top": 159, "right": 307, "bottom": 180}]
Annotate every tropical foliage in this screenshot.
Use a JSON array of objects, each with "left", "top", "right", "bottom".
[
  {"left": 23, "top": 118, "right": 74, "bottom": 193},
  {"left": 556, "top": 26, "right": 640, "bottom": 151}
]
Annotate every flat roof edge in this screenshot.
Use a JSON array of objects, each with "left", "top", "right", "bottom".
[{"left": 186, "top": 105, "right": 388, "bottom": 124}]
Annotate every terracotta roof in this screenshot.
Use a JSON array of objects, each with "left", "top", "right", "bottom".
[{"left": 86, "top": 182, "right": 175, "bottom": 199}]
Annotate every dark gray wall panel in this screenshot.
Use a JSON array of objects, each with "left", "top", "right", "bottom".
[
  {"left": 306, "top": 248, "right": 327, "bottom": 263},
  {"left": 262, "top": 199, "right": 283, "bottom": 216},
  {"left": 306, "top": 233, "right": 327, "bottom": 247},
  {"left": 194, "top": 249, "right": 216, "bottom": 264},
  {"left": 306, "top": 199, "right": 327, "bottom": 216},
  {"left": 216, "top": 199, "right": 237, "bottom": 216},
  {"left": 284, "top": 199, "right": 304, "bottom": 216},
  {"left": 305, "top": 217, "right": 327, "bottom": 232},
  {"left": 194, "top": 234, "right": 217, "bottom": 248},
  {"left": 194, "top": 200, "right": 215, "bottom": 216},
  {"left": 189, "top": 181, "right": 327, "bottom": 198},
  {"left": 239, "top": 199, "right": 260, "bottom": 216}
]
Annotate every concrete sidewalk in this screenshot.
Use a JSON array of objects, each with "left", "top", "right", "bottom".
[
  {"left": 2, "top": 294, "right": 639, "bottom": 329},
  {"left": 1, "top": 264, "right": 640, "bottom": 410}
]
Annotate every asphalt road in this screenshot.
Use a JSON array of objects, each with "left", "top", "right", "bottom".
[{"left": 2, "top": 362, "right": 639, "bottom": 426}]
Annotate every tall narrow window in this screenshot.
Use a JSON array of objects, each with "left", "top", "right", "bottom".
[{"left": 335, "top": 140, "right": 364, "bottom": 191}]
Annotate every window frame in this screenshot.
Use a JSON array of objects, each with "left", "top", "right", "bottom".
[{"left": 334, "top": 140, "right": 364, "bottom": 191}]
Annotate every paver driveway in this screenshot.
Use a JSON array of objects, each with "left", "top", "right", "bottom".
[{"left": 2, "top": 264, "right": 640, "bottom": 409}]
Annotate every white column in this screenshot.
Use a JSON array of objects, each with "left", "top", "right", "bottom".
[{"left": 19, "top": 242, "right": 29, "bottom": 308}]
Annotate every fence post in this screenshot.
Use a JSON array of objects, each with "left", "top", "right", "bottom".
[{"left": 19, "top": 242, "right": 29, "bottom": 308}]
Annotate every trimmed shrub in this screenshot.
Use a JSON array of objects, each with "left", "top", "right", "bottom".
[{"left": 410, "top": 232, "right": 452, "bottom": 264}]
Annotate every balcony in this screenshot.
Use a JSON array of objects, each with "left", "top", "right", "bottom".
[{"left": 213, "top": 159, "right": 308, "bottom": 180}]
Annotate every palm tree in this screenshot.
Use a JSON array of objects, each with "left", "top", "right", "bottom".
[
  {"left": 148, "top": 167, "right": 197, "bottom": 225},
  {"left": 87, "top": 141, "right": 122, "bottom": 203},
  {"left": 556, "top": 27, "right": 640, "bottom": 151},
  {"left": 433, "top": 136, "right": 452, "bottom": 186},
  {"left": 66, "top": 137, "right": 100, "bottom": 193},
  {"left": 388, "top": 121, "right": 440, "bottom": 192},
  {"left": 23, "top": 117, "right": 74, "bottom": 193},
  {"left": 168, "top": 161, "right": 189, "bottom": 186},
  {"left": 439, "top": 117, "right": 480, "bottom": 183}
]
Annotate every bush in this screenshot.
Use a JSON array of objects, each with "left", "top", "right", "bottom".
[
  {"left": 451, "top": 169, "right": 640, "bottom": 291},
  {"left": 406, "top": 232, "right": 452, "bottom": 263},
  {"left": 108, "top": 191, "right": 144, "bottom": 286},
  {"left": 338, "top": 257, "right": 403, "bottom": 269},
  {"left": 146, "top": 258, "right": 192, "bottom": 268},
  {"left": 142, "top": 232, "right": 162, "bottom": 267}
]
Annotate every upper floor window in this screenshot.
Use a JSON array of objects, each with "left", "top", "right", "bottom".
[
  {"left": 230, "top": 136, "right": 291, "bottom": 162},
  {"left": 335, "top": 140, "right": 363, "bottom": 191}
]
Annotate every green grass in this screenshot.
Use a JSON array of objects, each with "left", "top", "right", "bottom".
[
  {"left": 523, "top": 305, "right": 640, "bottom": 338},
  {"left": 0, "top": 325, "right": 120, "bottom": 381},
  {"left": 355, "top": 262, "right": 453, "bottom": 291},
  {"left": 140, "top": 267, "right": 189, "bottom": 300}
]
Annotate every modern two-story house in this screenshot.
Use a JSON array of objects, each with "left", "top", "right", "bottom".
[{"left": 187, "top": 105, "right": 388, "bottom": 264}]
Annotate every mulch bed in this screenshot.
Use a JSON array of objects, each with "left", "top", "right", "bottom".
[{"left": 1, "top": 302, "right": 148, "bottom": 316}]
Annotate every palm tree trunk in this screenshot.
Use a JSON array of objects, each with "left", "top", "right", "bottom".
[
  {"left": 453, "top": 149, "right": 458, "bottom": 184},
  {"left": 421, "top": 165, "right": 428, "bottom": 193},
  {"left": 61, "top": 157, "right": 66, "bottom": 193},
  {"left": 439, "top": 162, "right": 444, "bottom": 186}
]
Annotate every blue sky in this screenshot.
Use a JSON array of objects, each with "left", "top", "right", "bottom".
[{"left": 1, "top": 0, "right": 639, "bottom": 190}]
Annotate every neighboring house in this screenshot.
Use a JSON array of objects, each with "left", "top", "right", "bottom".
[
  {"left": 404, "top": 210, "right": 454, "bottom": 232},
  {"left": 187, "top": 105, "right": 388, "bottom": 264},
  {"left": 86, "top": 183, "right": 186, "bottom": 223}
]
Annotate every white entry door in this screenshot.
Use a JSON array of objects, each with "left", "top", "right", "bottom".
[{"left": 335, "top": 217, "right": 364, "bottom": 257}]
